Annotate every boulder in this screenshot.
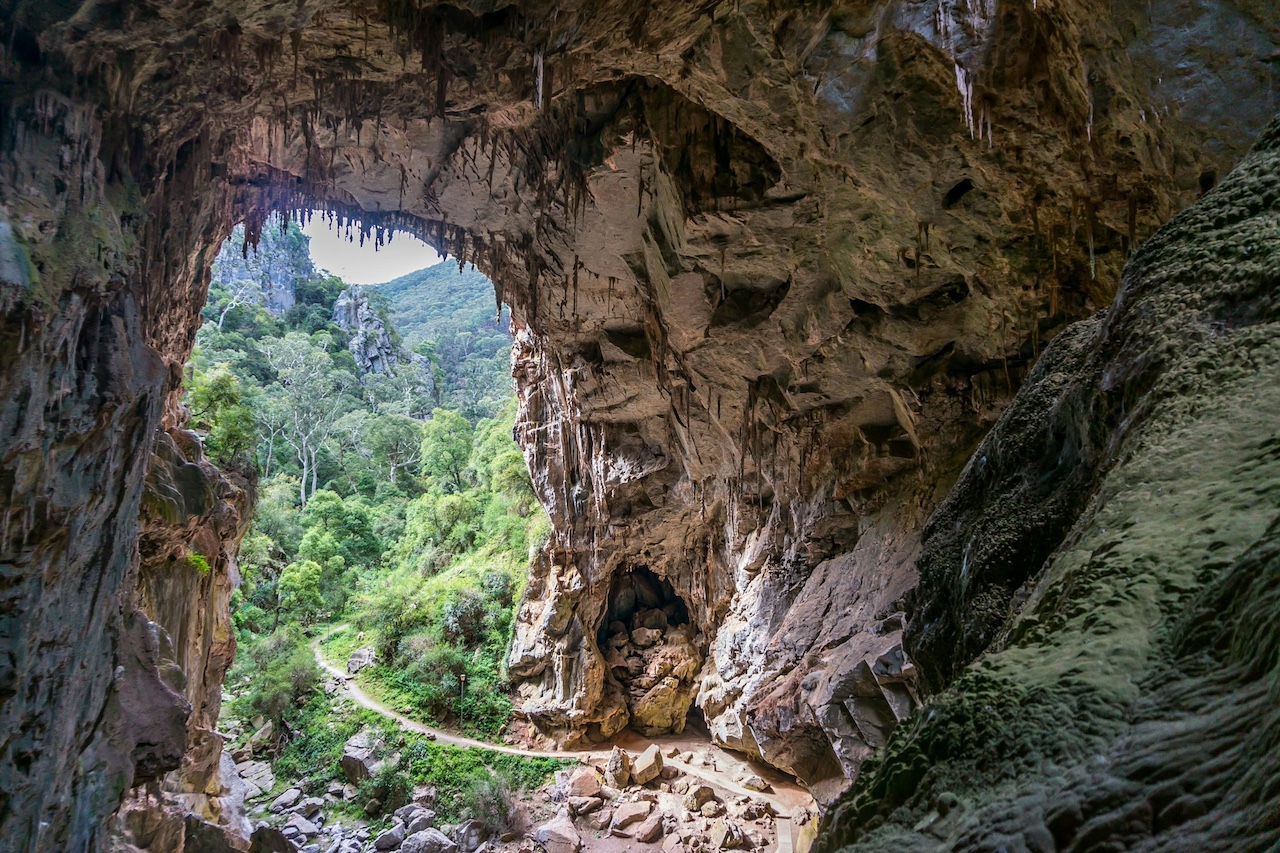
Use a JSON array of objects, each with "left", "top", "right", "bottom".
[
  {"left": 366, "top": 798, "right": 384, "bottom": 816},
  {"left": 586, "top": 808, "right": 613, "bottom": 831},
  {"left": 453, "top": 818, "right": 488, "bottom": 853},
  {"left": 533, "top": 814, "right": 581, "bottom": 853},
  {"left": 298, "top": 796, "right": 324, "bottom": 817},
  {"left": 269, "top": 788, "right": 302, "bottom": 813},
  {"left": 375, "top": 824, "right": 408, "bottom": 850},
  {"left": 568, "top": 796, "right": 602, "bottom": 815},
  {"left": 634, "top": 811, "right": 665, "bottom": 843},
  {"left": 408, "top": 813, "right": 436, "bottom": 834},
  {"left": 249, "top": 721, "right": 274, "bottom": 754},
  {"left": 632, "top": 745, "right": 663, "bottom": 785},
  {"left": 564, "top": 766, "right": 601, "bottom": 798},
  {"left": 402, "top": 828, "right": 458, "bottom": 853},
  {"left": 682, "top": 786, "right": 714, "bottom": 812},
  {"left": 708, "top": 820, "right": 742, "bottom": 849},
  {"left": 701, "top": 801, "right": 725, "bottom": 818},
  {"left": 740, "top": 776, "right": 769, "bottom": 793},
  {"left": 612, "top": 800, "right": 652, "bottom": 830},
  {"left": 605, "top": 747, "right": 631, "bottom": 788},
  {"left": 283, "top": 813, "right": 318, "bottom": 837},
  {"left": 347, "top": 646, "right": 376, "bottom": 674}
]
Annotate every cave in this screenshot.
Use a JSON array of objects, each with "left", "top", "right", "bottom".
[
  {"left": 1, "top": 3, "right": 1278, "bottom": 853},
  {"left": 597, "top": 567, "right": 702, "bottom": 737}
]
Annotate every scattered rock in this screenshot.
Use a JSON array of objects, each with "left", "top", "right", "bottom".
[
  {"left": 249, "top": 720, "right": 274, "bottom": 754},
  {"left": 366, "top": 798, "right": 384, "bottom": 816},
  {"left": 708, "top": 820, "right": 742, "bottom": 850},
  {"left": 634, "top": 811, "right": 665, "bottom": 843},
  {"left": 605, "top": 747, "right": 632, "bottom": 788},
  {"left": 347, "top": 646, "right": 376, "bottom": 674},
  {"left": 402, "top": 828, "right": 459, "bottom": 853},
  {"left": 568, "top": 796, "right": 602, "bottom": 815},
  {"left": 740, "top": 776, "right": 769, "bottom": 793},
  {"left": 632, "top": 745, "right": 663, "bottom": 785},
  {"left": 565, "top": 766, "right": 601, "bottom": 798},
  {"left": 612, "top": 800, "right": 653, "bottom": 830},
  {"left": 683, "top": 786, "right": 715, "bottom": 812},
  {"left": 534, "top": 814, "right": 582, "bottom": 853},
  {"left": 375, "top": 824, "right": 408, "bottom": 850},
  {"left": 701, "top": 801, "right": 725, "bottom": 818},
  {"left": 270, "top": 788, "right": 302, "bottom": 813},
  {"left": 298, "top": 796, "right": 324, "bottom": 817},
  {"left": 586, "top": 808, "right": 613, "bottom": 831}
]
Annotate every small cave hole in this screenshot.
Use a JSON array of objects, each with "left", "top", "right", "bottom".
[
  {"left": 942, "top": 178, "right": 976, "bottom": 209},
  {"left": 599, "top": 567, "right": 703, "bottom": 736}
]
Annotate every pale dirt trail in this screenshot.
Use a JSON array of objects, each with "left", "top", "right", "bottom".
[{"left": 312, "top": 629, "right": 814, "bottom": 853}]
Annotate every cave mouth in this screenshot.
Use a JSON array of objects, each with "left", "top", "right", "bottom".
[{"left": 599, "top": 567, "right": 704, "bottom": 736}]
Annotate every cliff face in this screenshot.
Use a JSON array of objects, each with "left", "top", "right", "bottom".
[
  {"left": 0, "top": 0, "right": 1276, "bottom": 849},
  {"left": 821, "top": 113, "right": 1280, "bottom": 853}
]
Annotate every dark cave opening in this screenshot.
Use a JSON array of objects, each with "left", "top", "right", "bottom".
[{"left": 599, "top": 566, "right": 704, "bottom": 736}]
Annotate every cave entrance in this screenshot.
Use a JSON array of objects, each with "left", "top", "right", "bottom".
[{"left": 599, "top": 567, "right": 704, "bottom": 736}]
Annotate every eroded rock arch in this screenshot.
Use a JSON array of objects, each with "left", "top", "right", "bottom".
[{"left": 0, "top": 1, "right": 1276, "bottom": 850}]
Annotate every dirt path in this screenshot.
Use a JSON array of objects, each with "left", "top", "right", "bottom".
[{"left": 312, "top": 630, "right": 813, "bottom": 852}]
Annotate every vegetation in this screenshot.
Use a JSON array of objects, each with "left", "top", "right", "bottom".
[{"left": 204, "top": 218, "right": 558, "bottom": 808}]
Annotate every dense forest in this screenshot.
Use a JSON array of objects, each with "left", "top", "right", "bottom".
[{"left": 188, "top": 219, "right": 554, "bottom": 819}]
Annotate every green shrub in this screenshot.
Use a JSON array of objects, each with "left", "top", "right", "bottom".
[
  {"left": 460, "top": 773, "right": 517, "bottom": 835},
  {"left": 358, "top": 763, "right": 415, "bottom": 815}
]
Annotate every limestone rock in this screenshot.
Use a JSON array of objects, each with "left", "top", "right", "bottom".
[
  {"left": 402, "top": 828, "right": 459, "bottom": 853},
  {"left": 347, "top": 646, "right": 376, "bottom": 675},
  {"left": 375, "top": 824, "right": 407, "bottom": 850},
  {"left": 633, "top": 745, "right": 664, "bottom": 786},
  {"left": 533, "top": 814, "right": 581, "bottom": 853},
  {"left": 605, "top": 747, "right": 632, "bottom": 788}
]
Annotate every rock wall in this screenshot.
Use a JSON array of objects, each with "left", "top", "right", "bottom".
[
  {"left": 820, "top": 113, "right": 1280, "bottom": 853},
  {"left": 0, "top": 0, "right": 1276, "bottom": 848}
]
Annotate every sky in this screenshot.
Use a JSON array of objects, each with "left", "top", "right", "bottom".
[{"left": 303, "top": 216, "right": 443, "bottom": 284}]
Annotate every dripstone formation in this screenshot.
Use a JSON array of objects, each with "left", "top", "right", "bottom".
[{"left": 0, "top": 1, "right": 1275, "bottom": 850}]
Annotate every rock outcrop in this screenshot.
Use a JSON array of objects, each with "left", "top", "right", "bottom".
[
  {"left": 0, "top": 1, "right": 1275, "bottom": 850},
  {"left": 332, "top": 286, "right": 433, "bottom": 379},
  {"left": 116, "top": 428, "right": 255, "bottom": 849},
  {"left": 820, "top": 113, "right": 1280, "bottom": 853}
]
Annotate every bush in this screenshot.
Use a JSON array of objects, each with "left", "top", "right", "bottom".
[
  {"left": 230, "top": 628, "right": 320, "bottom": 729},
  {"left": 358, "top": 763, "right": 415, "bottom": 815},
  {"left": 460, "top": 773, "right": 517, "bottom": 835}
]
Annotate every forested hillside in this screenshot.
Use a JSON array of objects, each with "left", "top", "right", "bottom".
[
  {"left": 376, "top": 264, "right": 512, "bottom": 421},
  {"left": 188, "top": 219, "right": 548, "bottom": 779}
]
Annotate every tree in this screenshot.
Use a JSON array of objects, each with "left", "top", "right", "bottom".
[
  {"left": 368, "top": 414, "right": 425, "bottom": 485},
  {"left": 186, "top": 364, "right": 258, "bottom": 465},
  {"left": 262, "top": 332, "right": 357, "bottom": 505},
  {"left": 277, "top": 560, "right": 324, "bottom": 625},
  {"left": 420, "top": 408, "right": 473, "bottom": 492}
]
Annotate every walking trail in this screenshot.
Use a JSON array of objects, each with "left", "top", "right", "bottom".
[{"left": 312, "top": 629, "right": 815, "bottom": 853}]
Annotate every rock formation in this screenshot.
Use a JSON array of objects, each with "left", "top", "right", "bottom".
[
  {"left": 0, "top": 0, "right": 1275, "bottom": 850},
  {"left": 820, "top": 108, "right": 1280, "bottom": 853},
  {"left": 332, "top": 285, "right": 433, "bottom": 380}
]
